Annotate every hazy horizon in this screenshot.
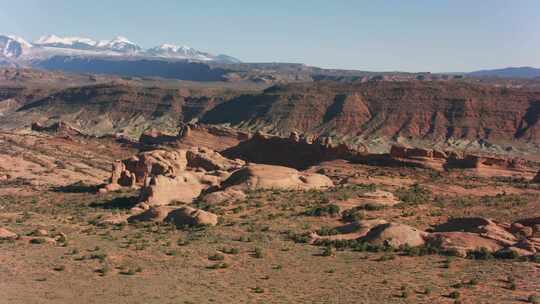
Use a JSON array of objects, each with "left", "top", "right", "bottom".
[{"left": 2, "top": 0, "right": 538, "bottom": 73}]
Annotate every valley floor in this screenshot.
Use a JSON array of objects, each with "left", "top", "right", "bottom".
[{"left": 1, "top": 132, "right": 540, "bottom": 304}]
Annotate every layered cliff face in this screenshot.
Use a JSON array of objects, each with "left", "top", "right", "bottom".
[
  {"left": 3, "top": 78, "right": 540, "bottom": 153},
  {"left": 3, "top": 83, "right": 240, "bottom": 136},
  {"left": 201, "top": 81, "right": 540, "bottom": 145}
]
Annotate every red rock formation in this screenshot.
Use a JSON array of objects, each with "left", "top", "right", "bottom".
[
  {"left": 201, "top": 81, "right": 540, "bottom": 144},
  {"left": 222, "top": 131, "right": 367, "bottom": 170},
  {"left": 533, "top": 171, "right": 540, "bottom": 183},
  {"left": 31, "top": 121, "right": 84, "bottom": 137},
  {"left": 176, "top": 123, "right": 250, "bottom": 151},
  {"left": 139, "top": 130, "right": 178, "bottom": 146},
  {"left": 100, "top": 147, "right": 244, "bottom": 193}
]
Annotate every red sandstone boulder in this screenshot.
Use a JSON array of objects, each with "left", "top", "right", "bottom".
[
  {"left": 426, "top": 232, "right": 503, "bottom": 257},
  {"left": 0, "top": 227, "right": 17, "bottom": 240},
  {"left": 165, "top": 206, "right": 218, "bottom": 227},
  {"left": 201, "top": 189, "right": 247, "bottom": 205},
  {"left": 432, "top": 217, "right": 516, "bottom": 246},
  {"left": 362, "top": 223, "right": 427, "bottom": 248},
  {"left": 221, "top": 164, "right": 334, "bottom": 191},
  {"left": 138, "top": 173, "right": 206, "bottom": 207}
]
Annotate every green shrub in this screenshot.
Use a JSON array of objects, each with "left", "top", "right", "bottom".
[
  {"left": 341, "top": 209, "right": 365, "bottom": 222},
  {"left": 468, "top": 247, "right": 493, "bottom": 260},
  {"left": 253, "top": 247, "right": 264, "bottom": 259},
  {"left": 396, "top": 183, "right": 432, "bottom": 204},
  {"left": 528, "top": 295, "right": 540, "bottom": 304},
  {"left": 316, "top": 226, "right": 339, "bottom": 236},
  {"left": 449, "top": 291, "right": 460, "bottom": 299},
  {"left": 221, "top": 247, "right": 240, "bottom": 255},
  {"left": 53, "top": 265, "right": 65, "bottom": 272},
  {"left": 208, "top": 253, "right": 225, "bottom": 261},
  {"left": 305, "top": 204, "right": 340, "bottom": 217},
  {"left": 321, "top": 245, "right": 334, "bottom": 257},
  {"left": 252, "top": 286, "right": 264, "bottom": 293},
  {"left": 207, "top": 262, "right": 229, "bottom": 269}
]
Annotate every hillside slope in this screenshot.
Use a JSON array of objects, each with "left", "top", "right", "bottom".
[
  {"left": 3, "top": 83, "right": 241, "bottom": 137},
  {"left": 201, "top": 81, "right": 540, "bottom": 145}
]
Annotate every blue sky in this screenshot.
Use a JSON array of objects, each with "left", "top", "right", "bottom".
[{"left": 1, "top": 0, "right": 538, "bottom": 72}]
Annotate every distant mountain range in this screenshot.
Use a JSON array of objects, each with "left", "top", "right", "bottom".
[
  {"left": 0, "top": 34, "right": 241, "bottom": 63},
  {"left": 2, "top": 34, "right": 539, "bottom": 83},
  {"left": 467, "top": 67, "right": 540, "bottom": 79}
]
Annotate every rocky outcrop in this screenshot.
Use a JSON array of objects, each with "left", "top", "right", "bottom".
[
  {"left": 200, "top": 189, "right": 247, "bottom": 205},
  {"left": 388, "top": 144, "right": 535, "bottom": 177},
  {"left": 201, "top": 81, "right": 540, "bottom": 144},
  {"left": 128, "top": 206, "right": 177, "bottom": 223},
  {"left": 0, "top": 227, "right": 17, "bottom": 240},
  {"left": 222, "top": 131, "right": 368, "bottom": 170},
  {"left": 137, "top": 173, "right": 207, "bottom": 209},
  {"left": 533, "top": 171, "right": 540, "bottom": 183},
  {"left": 31, "top": 121, "right": 85, "bottom": 137},
  {"left": 139, "top": 130, "right": 178, "bottom": 146},
  {"left": 312, "top": 216, "right": 540, "bottom": 257},
  {"left": 389, "top": 145, "right": 448, "bottom": 171},
  {"left": 426, "top": 232, "right": 503, "bottom": 257},
  {"left": 221, "top": 164, "right": 334, "bottom": 191},
  {"left": 433, "top": 217, "right": 517, "bottom": 246},
  {"left": 165, "top": 206, "right": 218, "bottom": 227},
  {"left": 100, "top": 149, "right": 188, "bottom": 192},
  {"left": 362, "top": 223, "right": 427, "bottom": 248},
  {"left": 100, "top": 147, "right": 245, "bottom": 193},
  {"left": 175, "top": 123, "right": 252, "bottom": 151},
  {"left": 186, "top": 147, "right": 245, "bottom": 172},
  {"left": 128, "top": 205, "right": 218, "bottom": 227},
  {"left": 428, "top": 217, "right": 540, "bottom": 257}
]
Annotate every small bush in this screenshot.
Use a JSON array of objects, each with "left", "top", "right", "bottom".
[
  {"left": 252, "top": 287, "right": 264, "bottom": 293},
  {"left": 29, "top": 238, "right": 47, "bottom": 244},
  {"left": 253, "top": 247, "right": 264, "bottom": 259},
  {"left": 468, "top": 247, "right": 493, "bottom": 260},
  {"left": 449, "top": 291, "right": 460, "bottom": 299},
  {"left": 316, "top": 226, "right": 339, "bottom": 236},
  {"left": 321, "top": 245, "right": 334, "bottom": 257},
  {"left": 396, "top": 183, "right": 432, "bottom": 205},
  {"left": 528, "top": 295, "right": 540, "bottom": 304},
  {"left": 495, "top": 248, "right": 519, "bottom": 259},
  {"left": 305, "top": 204, "right": 340, "bottom": 217},
  {"left": 221, "top": 247, "right": 240, "bottom": 255},
  {"left": 341, "top": 209, "right": 365, "bottom": 222},
  {"left": 95, "top": 265, "right": 110, "bottom": 276},
  {"left": 377, "top": 253, "right": 395, "bottom": 261},
  {"left": 207, "top": 262, "right": 229, "bottom": 269},
  {"left": 208, "top": 253, "right": 225, "bottom": 261},
  {"left": 362, "top": 203, "right": 385, "bottom": 211},
  {"left": 177, "top": 238, "right": 190, "bottom": 246},
  {"left": 53, "top": 265, "right": 65, "bottom": 272}
]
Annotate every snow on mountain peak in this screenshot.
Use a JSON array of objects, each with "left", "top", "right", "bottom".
[
  {"left": 35, "top": 35, "right": 97, "bottom": 46},
  {"left": 0, "top": 34, "right": 32, "bottom": 58},
  {"left": 110, "top": 36, "right": 133, "bottom": 44},
  {"left": 4, "top": 35, "right": 32, "bottom": 48},
  {"left": 101, "top": 36, "right": 141, "bottom": 52},
  {"left": 2, "top": 33, "right": 240, "bottom": 63},
  {"left": 158, "top": 44, "right": 193, "bottom": 52}
]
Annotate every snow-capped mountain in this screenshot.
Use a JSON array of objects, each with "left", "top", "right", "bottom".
[
  {"left": 0, "top": 33, "right": 241, "bottom": 78},
  {"left": 0, "top": 34, "right": 240, "bottom": 63},
  {"left": 147, "top": 44, "right": 214, "bottom": 61},
  {"left": 34, "top": 35, "right": 142, "bottom": 53},
  {"left": 96, "top": 36, "right": 142, "bottom": 53},
  {"left": 0, "top": 35, "right": 32, "bottom": 58},
  {"left": 34, "top": 34, "right": 98, "bottom": 49}
]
